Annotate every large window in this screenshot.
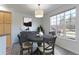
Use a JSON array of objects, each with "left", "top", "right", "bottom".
[{"left": 50, "top": 8, "right": 76, "bottom": 40}]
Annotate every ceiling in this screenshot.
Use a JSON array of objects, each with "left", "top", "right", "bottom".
[{"left": 4, "top": 4, "right": 62, "bottom": 16}]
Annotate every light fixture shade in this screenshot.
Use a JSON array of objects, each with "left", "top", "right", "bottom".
[
  {"left": 35, "top": 5, "right": 44, "bottom": 18},
  {"left": 35, "top": 9, "right": 43, "bottom": 18}
]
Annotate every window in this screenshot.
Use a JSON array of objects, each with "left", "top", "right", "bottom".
[
  {"left": 50, "top": 16, "right": 56, "bottom": 25},
  {"left": 57, "top": 14, "right": 61, "bottom": 25},
  {"left": 71, "top": 9, "right": 76, "bottom": 17},
  {"left": 65, "top": 11, "right": 70, "bottom": 19},
  {"left": 50, "top": 8, "right": 76, "bottom": 40},
  {"left": 60, "top": 13, "right": 64, "bottom": 20},
  {"left": 65, "top": 9, "right": 76, "bottom": 40},
  {"left": 50, "top": 16, "right": 57, "bottom": 32}
]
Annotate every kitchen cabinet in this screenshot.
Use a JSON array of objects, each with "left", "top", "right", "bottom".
[
  {"left": 0, "top": 11, "right": 12, "bottom": 48},
  {"left": 0, "top": 24, "right": 4, "bottom": 35}
]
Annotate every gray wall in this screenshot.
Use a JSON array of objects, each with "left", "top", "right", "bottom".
[
  {"left": 42, "top": 15, "right": 50, "bottom": 34},
  {"left": 11, "top": 11, "right": 42, "bottom": 44},
  {"left": 0, "top": 5, "right": 42, "bottom": 44},
  {"left": 42, "top": 4, "right": 79, "bottom": 54}
]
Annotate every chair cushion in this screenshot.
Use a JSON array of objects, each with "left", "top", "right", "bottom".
[
  {"left": 41, "top": 43, "right": 53, "bottom": 48},
  {"left": 22, "top": 42, "right": 32, "bottom": 49},
  {"left": 41, "top": 43, "right": 49, "bottom": 48},
  {"left": 39, "top": 43, "right": 53, "bottom": 53},
  {"left": 39, "top": 47, "right": 53, "bottom": 53}
]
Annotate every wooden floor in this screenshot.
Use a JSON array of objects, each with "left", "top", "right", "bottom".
[{"left": 6, "top": 43, "right": 77, "bottom": 55}]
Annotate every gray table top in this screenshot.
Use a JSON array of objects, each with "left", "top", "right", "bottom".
[
  {"left": 20, "top": 31, "right": 57, "bottom": 43},
  {"left": 27, "top": 34, "right": 56, "bottom": 42}
]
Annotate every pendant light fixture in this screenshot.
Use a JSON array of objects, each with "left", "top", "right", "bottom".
[{"left": 35, "top": 4, "right": 44, "bottom": 18}]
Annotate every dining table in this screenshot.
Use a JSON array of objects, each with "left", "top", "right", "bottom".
[{"left": 24, "top": 32, "right": 56, "bottom": 55}]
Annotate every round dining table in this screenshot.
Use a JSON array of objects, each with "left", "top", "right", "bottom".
[{"left": 26, "top": 33, "right": 56, "bottom": 55}]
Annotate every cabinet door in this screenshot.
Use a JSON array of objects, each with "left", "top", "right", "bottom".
[
  {"left": 4, "top": 24, "right": 11, "bottom": 34},
  {"left": 4, "top": 12, "right": 11, "bottom": 24},
  {"left": 6, "top": 35, "right": 11, "bottom": 47},
  {"left": 0, "top": 24, "right": 4, "bottom": 35},
  {"left": 0, "top": 12, "right": 4, "bottom": 24}
]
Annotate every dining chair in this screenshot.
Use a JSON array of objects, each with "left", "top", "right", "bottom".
[
  {"left": 17, "top": 34, "right": 32, "bottom": 55},
  {"left": 38, "top": 36, "right": 57, "bottom": 55},
  {"left": 49, "top": 31, "right": 56, "bottom": 36}
]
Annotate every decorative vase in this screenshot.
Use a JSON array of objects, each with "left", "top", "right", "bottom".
[{"left": 39, "top": 31, "right": 43, "bottom": 37}]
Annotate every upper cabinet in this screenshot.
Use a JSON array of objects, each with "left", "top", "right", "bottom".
[
  {"left": 0, "top": 24, "right": 4, "bottom": 35},
  {"left": 4, "top": 12, "right": 11, "bottom": 24},
  {"left": 0, "top": 11, "right": 12, "bottom": 49},
  {"left": 4, "top": 24, "right": 11, "bottom": 34},
  {"left": 0, "top": 12, "right": 4, "bottom": 24},
  {"left": 0, "top": 12, "right": 11, "bottom": 24},
  {"left": 0, "top": 11, "right": 11, "bottom": 35}
]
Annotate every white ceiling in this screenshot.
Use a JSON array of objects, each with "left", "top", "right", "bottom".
[{"left": 5, "top": 4, "right": 62, "bottom": 15}]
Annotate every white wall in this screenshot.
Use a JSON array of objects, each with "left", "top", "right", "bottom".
[
  {"left": 42, "top": 4, "right": 79, "bottom": 54},
  {"left": 0, "top": 36, "right": 6, "bottom": 55}
]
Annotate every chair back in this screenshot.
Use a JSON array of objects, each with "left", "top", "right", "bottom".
[
  {"left": 17, "top": 34, "right": 23, "bottom": 48},
  {"left": 49, "top": 31, "right": 56, "bottom": 36},
  {"left": 20, "top": 31, "right": 37, "bottom": 42},
  {"left": 43, "top": 36, "right": 57, "bottom": 54},
  {"left": 45, "top": 36, "right": 57, "bottom": 48}
]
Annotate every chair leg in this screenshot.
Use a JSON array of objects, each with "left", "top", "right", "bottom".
[
  {"left": 52, "top": 45, "right": 55, "bottom": 55},
  {"left": 52, "top": 51, "right": 54, "bottom": 55},
  {"left": 43, "top": 42, "right": 45, "bottom": 55},
  {"left": 20, "top": 50, "right": 23, "bottom": 55},
  {"left": 53, "top": 52, "right": 54, "bottom": 55},
  {"left": 28, "top": 49, "right": 30, "bottom": 54},
  {"left": 31, "top": 42, "right": 33, "bottom": 54}
]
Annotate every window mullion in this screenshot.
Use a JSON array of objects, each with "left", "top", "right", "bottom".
[
  {"left": 56, "top": 16, "right": 58, "bottom": 35},
  {"left": 64, "top": 12, "right": 66, "bottom": 39}
]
